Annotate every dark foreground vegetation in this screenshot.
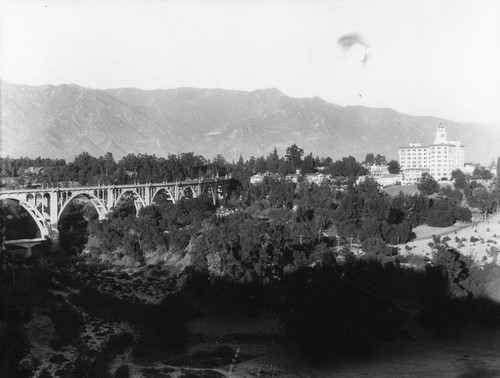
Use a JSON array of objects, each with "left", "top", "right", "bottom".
[{"left": 4, "top": 243, "right": 500, "bottom": 376}]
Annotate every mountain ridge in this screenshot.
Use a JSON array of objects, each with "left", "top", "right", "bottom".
[{"left": 1, "top": 80, "right": 497, "bottom": 164}]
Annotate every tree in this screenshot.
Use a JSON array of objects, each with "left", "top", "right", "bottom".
[
  {"left": 211, "top": 154, "right": 227, "bottom": 177},
  {"left": 364, "top": 153, "right": 375, "bottom": 166},
  {"left": 497, "top": 156, "right": 500, "bottom": 178},
  {"left": 418, "top": 173, "right": 439, "bottom": 195},
  {"left": 440, "top": 185, "right": 463, "bottom": 205},
  {"left": 301, "top": 153, "right": 315, "bottom": 174},
  {"left": 431, "top": 238, "right": 474, "bottom": 299},
  {"left": 266, "top": 147, "right": 281, "bottom": 174},
  {"left": 468, "top": 187, "right": 494, "bottom": 220},
  {"left": 374, "top": 154, "right": 387, "bottom": 166},
  {"left": 472, "top": 166, "right": 493, "bottom": 180},
  {"left": 285, "top": 144, "right": 304, "bottom": 172},
  {"left": 326, "top": 156, "right": 368, "bottom": 178},
  {"left": 387, "top": 160, "right": 401, "bottom": 174},
  {"left": 361, "top": 237, "right": 392, "bottom": 257},
  {"left": 254, "top": 156, "right": 267, "bottom": 174},
  {"left": 451, "top": 169, "right": 467, "bottom": 190},
  {"left": 59, "top": 201, "right": 92, "bottom": 254},
  {"left": 232, "top": 155, "right": 246, "bottom": 180}
]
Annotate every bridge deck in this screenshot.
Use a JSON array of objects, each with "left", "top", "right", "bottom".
[
  {"left": 4, "top": 238, "right": 46, "bottom": 244},
  {"left": 0, "top": 176, "right": 230, "bottom": 195}
]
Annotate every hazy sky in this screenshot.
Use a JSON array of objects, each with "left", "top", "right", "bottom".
[{"left": 1, "top": 0, "right": 499, "bottom": 125}]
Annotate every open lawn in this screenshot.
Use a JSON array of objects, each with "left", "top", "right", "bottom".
[
  {"left": 381, "top": 184, "right": 419, "bottom": 197},
  {"left": 398, "top": 212, "right": 500, "bottom": 264}
]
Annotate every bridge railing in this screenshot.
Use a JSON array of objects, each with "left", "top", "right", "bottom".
[{"left": 0, "top": 175, "right": 232, "bottom": 195}]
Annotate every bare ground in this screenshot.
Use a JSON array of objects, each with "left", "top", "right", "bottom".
[
  {"left": 138, "top": 315, "right": 500, "bottom": 378},
  {"left": 398, "top": 213, "right": 500, "bottom": 264}
]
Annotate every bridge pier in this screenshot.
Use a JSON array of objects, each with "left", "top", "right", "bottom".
[
  {"left": 4, "top": 239, "right": 46, "bottom": 257},
  {"left": 107, "top": 188, "right": 115, "bottom": 210},
  {"left": 49, "top": 191, "right": 59, "bottom": 229}
]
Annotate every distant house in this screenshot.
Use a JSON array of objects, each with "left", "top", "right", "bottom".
[
  {"left": 463, "top": 164, "right": 475, "bottom": 175},
  {"left": 250, "top": 173, "right": 265, "bottom": 185},
  {"left": 216, "top": 207, "right": 235, "bottom": 217},
  {"left": 26, "top": 167, "right": 44, "bottom": 175},
  {"left": 285, "top": 173, "right": 301, "bottom": 183},
  {"left": 370, "top": 165, "right": 389, "bottom": 177},
  {"left": 356, "top": 175, "right": 368, "bottom": 185},
  {"left": 374, "top": 174, "right": 401, "bottom": 187},
  {"left": 304, "top": 173, "right": 329, "bottom": 185},
  {"left": 250, "top": 172, "right": 282, "bottom": 185}
]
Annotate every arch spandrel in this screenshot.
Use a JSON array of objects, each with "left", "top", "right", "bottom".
[
  {"left": 0, "top": 197, "right": 50, "bottom": 239},
  {"left": 58, "top": 192, "right": 108, "bottom": 221},
  {"left": 152, "top": 187, "right": 176, "bottom": 204},
  {"left": 115, "top": 189, "right": 147, "bottom": 209}
]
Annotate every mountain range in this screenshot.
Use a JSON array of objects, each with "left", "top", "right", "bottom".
[{"left": 1, "top": 80, "right": 498, "bottom": 164}]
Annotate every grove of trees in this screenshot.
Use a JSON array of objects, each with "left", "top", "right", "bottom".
[{"left": 1, "top": 145, "right": 370, "bottom": 189}]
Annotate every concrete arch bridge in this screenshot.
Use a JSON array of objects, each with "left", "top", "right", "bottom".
[{"left": 0, "top": 178, "right": 229, "bottom": 249}]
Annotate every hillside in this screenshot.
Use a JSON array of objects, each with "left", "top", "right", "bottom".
[{"left": 1, "top": 80, "right": 497, "bottom": 163}]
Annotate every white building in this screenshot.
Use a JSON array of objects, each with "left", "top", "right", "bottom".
[
  {"left": 375, "top": 174, "right": 402, "bottom": 187},
  {"left": 398, "top": 125, "right": 464, "bottom": 182},
  {"left": 370, "top": 165, "right": 389, "bottom": 177},
  {"left": 250, "top": 173, "right": 265, "bottom": 184},
  {"left": 400, "top": 168, "right": 430, "bottom": 185},
  {"left": 304, "top": 173, "right": 330, "bottom": 185},
  {"left": 463, "top": 164, "right": 475, "bottom": 175}
]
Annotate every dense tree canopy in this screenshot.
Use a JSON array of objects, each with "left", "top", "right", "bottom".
[
  {"left": 387, "top": 160, "right": 401, "bottom": 174},
  {"left": 2, "top": 144, "right": 370, "bottom": 189},
  {"left": 418, "top": 172, "right": 440, "bottom": 195}
]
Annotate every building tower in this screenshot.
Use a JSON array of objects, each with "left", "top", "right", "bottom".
[{"left": 434, "top": 124, "right": 447, "bottom": 144}]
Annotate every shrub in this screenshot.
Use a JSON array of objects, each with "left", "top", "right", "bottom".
[
  {"left": 106, "top": 332, "right": 134, "bottom": 355},
  {"left": 380, "top": 221, "right": 414, "bottom": 244},
  {"left": 456, "top": 207, "right": 472, "bottom": 222},
  {"left": 71, "top": 352, "right": 112, "bottom": 378},
  {"left": 361, "top": 238, "right": 393, "bottom": 257},
  {"left": 487, "top": 246, "right": 500, "bottom": 260},
  {"left": 431, "top": 244, "right": 474, "bottom": 299},
  {"left": 470, "top": 236, "right": 479, "bottom": 243},
  {"left": 114, "top": 365, "right": 130, "bottom": 378},
  {"left": 49, "top": 304, "right": 84, "bottom": 349},
  {"left": 426, "top": 210, "right": 455, "bottom": 227}
]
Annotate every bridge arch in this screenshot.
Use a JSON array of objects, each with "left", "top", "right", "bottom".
[
  {"left": 1, "top": 197, "right": 50, "bottom": 239},
  {"left": 115, "top": 189, "right": 147, "bottom": 212},
  {"left": 58, "top": 192, "right": 108, "bottom": 222},
  {"left": 202, "top": 185, "right": 217, "bottom": 205},
  {"left": 181, "top": 186, "right": 198, "bottom": 199},
  {"left": 152, "top": 188, "right": 176, "bottom": 204}
]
